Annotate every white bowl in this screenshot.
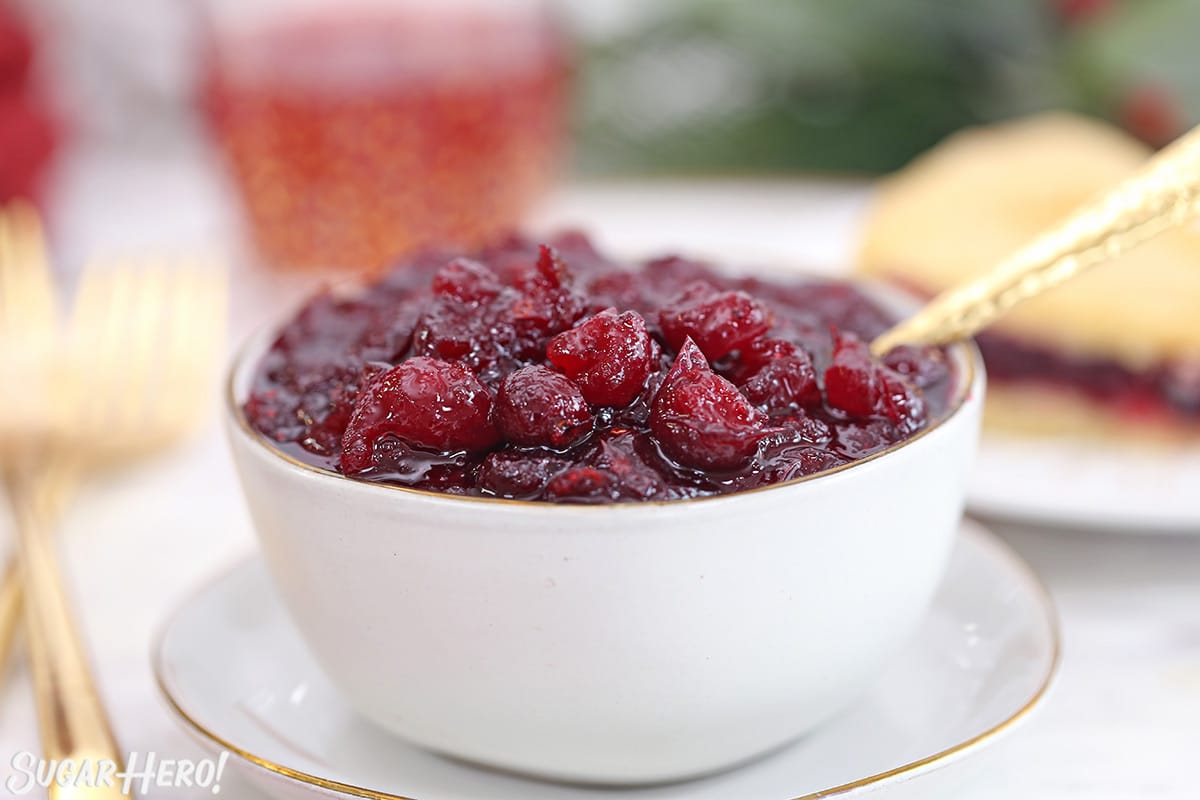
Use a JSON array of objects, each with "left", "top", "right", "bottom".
[{"left": 226, "top": 310, "right": 984, "bottom": 785}]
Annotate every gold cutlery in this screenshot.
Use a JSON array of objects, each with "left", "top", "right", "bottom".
[
  {"left": 0, "top": 202, "right": 57, "bottom": 675},
  {"left": 872, "top": 123, "right": 1200, "bottom": 354},
  {"left": 0, "top": 205, "right": 226, "bottom": 798}
]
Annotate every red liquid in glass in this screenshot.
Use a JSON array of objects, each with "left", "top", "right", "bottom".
[{"left": 202, "top": 10, "right": 569, "bottom": 271}]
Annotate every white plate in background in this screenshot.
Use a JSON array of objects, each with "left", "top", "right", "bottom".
[{"left": 969, "top": 435, "right": 1200, "bottom": 534}]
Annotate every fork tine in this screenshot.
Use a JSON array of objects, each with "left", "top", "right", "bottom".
[
  {"left": 117, "top": 259, "right": 167, "bottom": 435},
  {"left": 0, "top": 210, "right": 15, "bottom": 412},
  {"left": 99, "top": 264, "right": 137, "bottom": 432},
  {"left": 0, "top": 207, "right": 22, "bottom": 335},
  {"left": 0, "top": 210, "right": 10, "bottom": 330},
  {"left": 0, "top": 203, "right": 58, "bottom": 423},
  {"left": 0, "top": 208, "right": 18, "bottom": 333},
  {"left": 149, "top": 263, "right": 193, "bottom": 440},
  {"left": 0, "top": 202, "right": 55, "bottom": 341},
  {"left": 154, "top": 258, "right": 228, "bottom": 440},
  {"left": 67, "top": 259, "right": 127, "bottom": 430},
  {"left": 11, "top": 202, "right": 56, "bottom": 340},
  {"left": 56, "top": 253, "right": 228, "bottom": 459}
]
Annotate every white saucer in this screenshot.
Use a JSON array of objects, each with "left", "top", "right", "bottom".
[
  {"left": 154, "top": 519, "right": 1058, "bottom": 800},
  {"left": 970, "top": 435, "right": 1200, "bottom": 533}
]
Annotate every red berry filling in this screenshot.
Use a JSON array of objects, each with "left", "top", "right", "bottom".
[{"left": 246, "top": 234, "right": 955, "bottom": 502}]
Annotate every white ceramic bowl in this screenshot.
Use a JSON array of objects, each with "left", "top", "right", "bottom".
[{"left": 226, "top": 308, "right": 984, "bottom": 786}]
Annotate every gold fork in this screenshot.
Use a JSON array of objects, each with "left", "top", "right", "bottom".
[
  {"left": 0, "top": 202, "right": 58, "bottom": 673},
  {"left": 0, "top": 227, "right": 226, "bottom": 797}
]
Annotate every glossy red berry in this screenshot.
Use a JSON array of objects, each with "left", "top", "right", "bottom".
[
  {"left": 649, "top": 338, "right": 766, "bottom": 470},
  {"left": 659, "top": 281, "right": 773, "bottom": 360},
  {"left": 339, "top": 357, "right": 498, "bottom": 473},
  {"left": 494, "top": 365, "right": 593, "bottom": 449},
  {"left": 546, "top": 309, "right": 659, "bottom": 407}
]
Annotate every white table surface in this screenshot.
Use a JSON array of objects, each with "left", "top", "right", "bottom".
[{"left": 0, "top": 138, "right": 1197, "bottom": 799}]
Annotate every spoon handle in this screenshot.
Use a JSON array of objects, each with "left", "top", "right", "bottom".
[{"left": 871, "top": 123, "right": 1200, "bottom": 356}]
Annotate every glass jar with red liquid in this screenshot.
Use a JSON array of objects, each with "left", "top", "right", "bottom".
[{"left": 199, "top": 0, "right": 569, "bottom": 272}]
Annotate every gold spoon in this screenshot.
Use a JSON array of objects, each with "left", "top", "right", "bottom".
[{"left": 871, "top": 123, "right": 1200, "bottom": 355}]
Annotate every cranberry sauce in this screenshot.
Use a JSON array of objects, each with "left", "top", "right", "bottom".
[{"left": 245, "top": 234, "right": 958, "bottom": 502}]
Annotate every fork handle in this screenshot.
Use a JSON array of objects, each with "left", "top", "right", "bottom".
[
  {"left": 5, "top": 464, "right": 132, "bottom": 799},
  {"left": 0, "top": 461, "right": 74, "bottom": 675},
  {"left": 0, "top": 556, "right": 20, "bottom": 673}
]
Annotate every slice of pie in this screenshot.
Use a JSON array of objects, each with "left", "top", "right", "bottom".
[{"left": 857, "top": 112, "right": 1200, "bottom": 439}]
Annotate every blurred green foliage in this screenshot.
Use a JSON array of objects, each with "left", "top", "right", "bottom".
[{"left": 573, "top": 0, "right": 1198, "bottom": 174}]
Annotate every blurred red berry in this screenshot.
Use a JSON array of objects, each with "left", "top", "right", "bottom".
[
  {"left": 0, "top": 94, "right": 56, "bottom": 202},
  {"left": 1053, "top": 0, "right": 1113, "bottom": 24},
  {"left": 1120, "top": 84, "right": 1182, "bottom": 148},
  {"left": 0, "top": 2, "right": 33, "bottom": 91}
]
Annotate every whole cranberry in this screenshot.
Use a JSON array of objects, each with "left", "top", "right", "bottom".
[
  {"left": 824, "top": 331, "right": 926, "bottom": 431},
  {"left": 495, "top": 365, "right": 593, "bottom": 449},
  {"left": 339, "top": 357, "right": 499, "bottom": 473},
  {"left": 649, "top": 338, "right": 766, "bottom": 471},
  {"left": 659, "top": 281, "right": 773, "bottom": 360},
  {"left": 546, "top": 309, "right": 659, "bottom": 407}
]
